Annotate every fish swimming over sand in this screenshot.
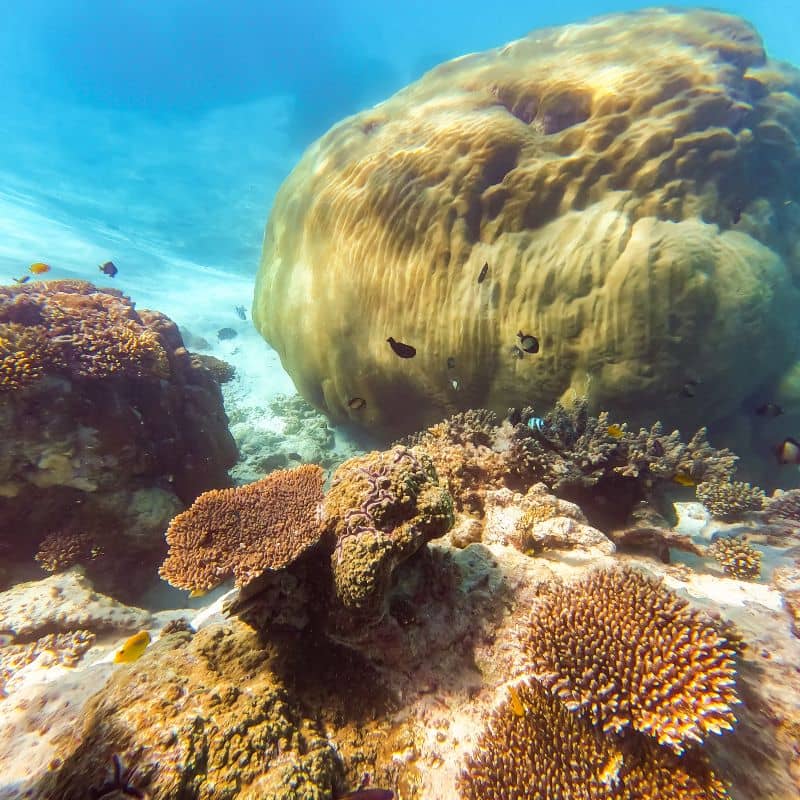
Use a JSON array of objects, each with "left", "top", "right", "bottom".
[
  {"left": 114, "top": 630, "right": 151, "bottom": 663},
  {"left": 234, "top": 305, "right": 247, "bottom": 321},
  {"left": 99, "top": 261, "right": 118, "bottom": 277},
  {"left": 29, "top": 262, "right": 50, "bottom": 275}
]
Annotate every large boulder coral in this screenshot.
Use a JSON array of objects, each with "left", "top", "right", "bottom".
[{"left": 253, "top": 9, "right": 800, "bottom": 438}]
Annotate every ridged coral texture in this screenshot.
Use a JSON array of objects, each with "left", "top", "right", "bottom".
[{"left": 522, "top": 567, "right": 739, "bottom": 752}]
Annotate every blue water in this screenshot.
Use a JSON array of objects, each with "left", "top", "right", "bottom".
[{"left": 1, "top": 1, "right": 798, "bottom": 301}]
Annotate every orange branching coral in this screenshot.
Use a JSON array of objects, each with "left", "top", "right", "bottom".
[
  {"left": 458, "top": 678, "right": 728, "bottom": 800},
  {"left": 0, "top": 279, "right": 170, "bottom": 388},
  {"left": 522, "top": 567, "right": 739, "bottom": 752},
  {"left": 159, "top": 465, "right": 325, "bottom": 592}
]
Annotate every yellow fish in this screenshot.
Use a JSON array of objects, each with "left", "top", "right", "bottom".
[
  {"left": 114, "top": 630, "right": 151, "bottom": 663},
  {"left": 29, "top": 262, "right": 51, "bottom": 275},
  {"left": 189, "top": 588, "right": 208, "bottom": 598},
  {"left": 606, "top": 423, "right": 624, "bottom": 439},
  {"left": 673, "top": 472, "right": 697, "bottom": 487},
  {"left": 508, "top": 684, "right": 525, "bottom": 717}
]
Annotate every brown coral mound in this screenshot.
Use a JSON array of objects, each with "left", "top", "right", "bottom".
[
  {"left": 0, "top": 280, "right": 169, "bottom": 388},
  {"left": 709, "top": 536, "right": 762, "bottom": 580},
  {"left": 159, "top": 464, "right": 325, "bottom": 592},
  {"left": 254, "top": 8, "right": 800, "bottom": 438},
  {"left": 34, "top": 530, "right": 102, "bottom": 573},
  {"left": 697, "top": 480, "right": 765, "bottom": 520},
  {"left": 522, "top": 567, "right": 739, "bottom": 752},
  {"left": 458, "top": 678, "right": 728, "bottom": 800}
]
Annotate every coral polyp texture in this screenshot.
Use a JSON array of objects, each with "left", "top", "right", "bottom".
[
  {"left": 159, "top": 464, "right": 325, "bottom": 592},
  {"left": 458, "top": 678, "right": 728, "bottom": 800},
  {"left": 253, "top": 8, "right": 800, "bottom": 437},
  {"left": 522, "top": 567, "right": 740, "bottom": 752},
  {"left": 323, "top": 445, "right": 454, "bottom": 626},
  {"left": 709, "top": 536, "right": 762, "bottom": 580},
  {"left": 696, "top": 479, "right": 765, "bottom": 520}
]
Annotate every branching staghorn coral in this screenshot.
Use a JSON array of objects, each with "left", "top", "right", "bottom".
[
  {"left": 521, "top": 567, "right": 740, "bottom": 753},
  {"left": 709, "top": 536, "right": 762, "bottom": 580},
  {"left": 696, "top": 480, "right": 765, "bottom": 521},
  {"left": 159, "top": 464, "right": 325, "bottom": 592},
  {"left": 458, "top": 678, "right": 728, "bottom": 800}
]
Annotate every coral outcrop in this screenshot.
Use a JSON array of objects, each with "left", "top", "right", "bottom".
[
  {"left": 253, "top": 8, "right": 800, "bottom": 438},
  {"left": 323, "top": 446, "right": 454, "bottom": 628},
  {"left": 0, "top": 279, "right": 237, "bottom": 597},
  {"left": 697, "top": 480, "right": 765, "bottom": 520},
  {"left": 709, "top": 536, "right": 762, "bottom": 580},
  {"left": 160, "top": 464, "right": 325, "bottom": 592},
  {"left": 522, "top": 567, "right": 740, "bottom": 752},
  {"left": 458, "top": 678, "right": 727, "bottom": 800}
]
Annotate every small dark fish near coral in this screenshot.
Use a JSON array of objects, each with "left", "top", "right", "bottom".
[
  {"left": 755, "top": 402, "right": 783, "bottom": 418},
  {"left": 477, "top": 261, "right": 489, "bottom": 283},
  {"left": 337, "top": 790, "right": 394, "bottom": 800},
  {"left": 98, "top": 260, "right": 118, "bottom": 277},
  {"left": 680, "top": 378, "right": 700, "bottom": 398},
  {"left": 776, "top": 437, "right": 800, "bottom": 465},
  {"left": 90, "top": 753, "right": 146, "bottom": 799},
  {"left": 387, "top": 336, "right": 416, "bottom": 358},
  {"left": 527, "top": 416, "right": 546, "bottom": 432},
  {"left": 447, "top": 356, "right": 456, "bottom": 369},
  {"left": 517, "top": 331, "right": 539, "bottom": 354},
  {"left": 348, "top": 396, "right": 366, "bottom": 410},
  {"left": 12, "top": 275, "right": 29, "bottom": 284},
  {"left": 217, "top": 327, "right": 238, "bottom": 341},
  {"left": 234, "top": 304, "right": 247, "bottom": 321}
]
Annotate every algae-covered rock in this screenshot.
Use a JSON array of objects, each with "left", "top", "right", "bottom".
[{"left": 253, "top": 9, "right": 800, "bottom": 438}]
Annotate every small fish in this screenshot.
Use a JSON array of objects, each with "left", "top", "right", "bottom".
[
  {"left": 234, "top": 304, "right": 247, "bottom": 321},
  {"left": 672, "top": 472, "right": 697, "bottom": 487},
  {"left": 776, "top": 437, "right": 800, "bottom": 465},
  {"left": 337, "top": 791, "right": 393, "bottom": 800},
  {"left": 508, "top": 684, "right": 525, "bottom": 717},
  {"left": 29, "top": 262, "right": 50, "bottom": 275},
  {"left": 348, "top": 397, "right": 366, "bottom": 410},
  {"left": 755, "top": 402, "right": 783, "bottom": 418},
  {"left": 517, "top": 330, "right": 539, "bottom": 354},
  {"left": 386, "top": 337, "right": 416, "bottom": 358},
  {"left": 0, "top": 630, "right": 16, "bottom": 647},
  {"left": 680, "top": 378, "right": 699, "bottom": 398},
  {"left": 477, "top": 261, "right": 489, "bottom": 283},
  {"left": 510, "top": 345, "right": 524, "bottom": 360},
  {"left": 651, "top": 440, "right": 664, "bottom": 457},
  {"left": 450, "top": 378, "right": 460, "bottom": 390},
  {"left": 607, "top": 423, "right": 624, "bottom": 438},
  {"left": 527, "top": 417, "right": 546, "bottom": 432},
  {"left": 446, "top": 356, "right": 456, "bottom": 369},
  {"left": 188, "top": 588, "right": 208, "bottom": 598},
  {"left": 217, "top": 327, "right": 238, "bottom": 341},
  {"left": 114, "top": 630, "right": 151, "bottom": 663},
  {"left": 12, "top": 275, "right": 30, "bottom": 284},
  {"left": 98, "top": 260, "right": 118, "bottom": 277}
]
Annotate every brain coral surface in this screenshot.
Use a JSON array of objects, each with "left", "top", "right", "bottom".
[{"left": 253, "top": 8, "right": 800, "bottom": 437}]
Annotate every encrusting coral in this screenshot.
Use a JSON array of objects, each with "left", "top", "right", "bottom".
[
  {"left": 521, "top": 567, "right": 740, "bottom": 752},
  {"left": 458, "top": 678, "right": 728, "bottom": 800},
  {"left": 709, "top": 536, "right": 762, "bottom": 580},
  {"left": 323, "top": 446, "right": 454, "bottom": 626},
  {"left": 696, "top": 480, "right": 765, "bottom": 520},
  {"left": 253, "top": 8, "right": 800, "bottom": 439},
  {"left": 159, "top": 464, "right": 325, "bottom": 592}
]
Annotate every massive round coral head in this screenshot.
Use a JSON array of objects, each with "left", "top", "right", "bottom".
[{"left": 253, "top": 8, "right": 800, "bottom": 438}]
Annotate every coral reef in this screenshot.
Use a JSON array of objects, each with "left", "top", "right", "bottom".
[
  {"left": 34, "top": 529, "right": 102, "bottom": 573},
  {"left": 35, "top": 622, "right": 341, "bottom": 800},
  {"left": 253, "top": 8, "right": 800, "bottom": 438},
  {"left": 697, "top": 480, "right": 765, "bottom": 521},
  {"left": 189, "top": 352, "right": 235, "bottom": 383},
  {"left": 0, "top": 280, "right": 237, "bottom": 597},
  {"left": 458, "top": 678, "right": 727, "bottom": 800},
  {"left": 709, "top": 536, "right": 762, "bottom": 580},
  {"left": 160, "top": 464, "right": 325, "bottom": 592},
  {"left": 323, "top": 446, "right": 454, "bottom": 628},
  {"left": 522, "top": 567, "right": 740, "bottom": 752}
]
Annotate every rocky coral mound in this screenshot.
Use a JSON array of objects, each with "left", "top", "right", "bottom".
[
  {"left": 0, "top": 280, "right": 237, "bottom": 597},
  {"left": 253, "top": 8, "right": 800, "bottom": 439}
]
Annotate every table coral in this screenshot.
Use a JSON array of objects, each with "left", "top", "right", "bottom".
[
  {"left": 458, "top": 678, "right": 728, "bottom": 800},
  {"left": 522, "top": 566, "right": 740, "bottom": 753},
  {"left": 323, "top": 446, "right": 454, "bottom": 627},
  {"left": 253, "top": 8, "right": 800, "bottom": 438},
  {"left": 160, "top": 464, "right": 325, "bottom": 592}
]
